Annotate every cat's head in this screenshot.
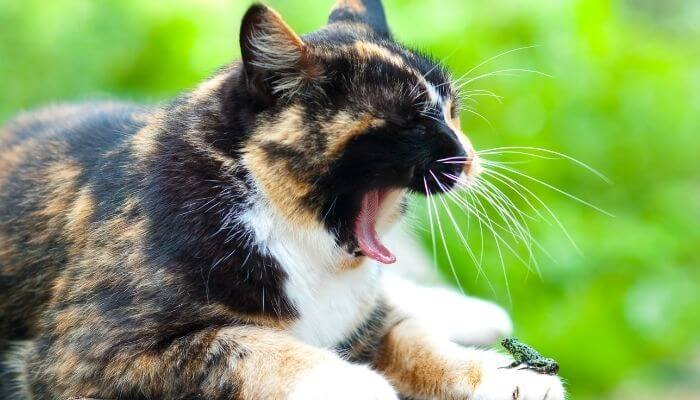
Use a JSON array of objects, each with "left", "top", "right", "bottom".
[{"left": 229, "top": 1, "right": 481, "bottom": 265}]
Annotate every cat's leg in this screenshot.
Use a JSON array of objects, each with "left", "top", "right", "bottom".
[
  {"left": 14, "top": 326, "right": 398, "bottom": 400},
  {"left": 373, "top": 317, "right": 565, "bottom": 400},
  {"left": 382, "top": 273, "right": 512, "bottom": 345}
]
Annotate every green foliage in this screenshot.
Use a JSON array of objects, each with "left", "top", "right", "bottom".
[{"left": 1, "top": 0, "right": 698, "bottom": 397}]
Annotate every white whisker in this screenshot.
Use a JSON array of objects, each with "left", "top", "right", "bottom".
[
  {"left": 461, "top": 106, "right": 494, "bottom": 128},
  {"left": 430, "top": 172, "right": 490, "bottom": 280},
  {"left": 486, "top": 163, "right": 613, "bottom": 217},
  {"left": 444, "top": 174, "right": 541, "bottom": 268},
  {"left": 478, "top": 146, "right": 611, "bottom": 183},
  {"left": 480, "top": 167, "right": 581, "bottom": 254},
  {"left": 423, "top": 177, "right": 439, "bottom": 272},
  {"left": 425, "top": 174, "right": 465, "bottom": 294},
  {"left": 467, "top": 183, "right": 512, "bottom": 304},
  {"left": 455, "top": 68, "right": 551, "bottom": 92},
  {"left": 453, "top": 45, "right": 541, "bottom": 85},
  {"left": 477, "top": 179, "right": 541, "bottom": 276}
]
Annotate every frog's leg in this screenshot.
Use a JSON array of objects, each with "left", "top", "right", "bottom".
[
  {"left": 519, "top": 361, "right": 557, "bottom": 375},
  {"left": 500, "top": 361, "right": 522, "bottom": 369},
  {"left": 518, "top": 364, "right": 538, "bottom": 371},
  {"left": 524, "top": 365, "right": 550, "bottom": 374}
]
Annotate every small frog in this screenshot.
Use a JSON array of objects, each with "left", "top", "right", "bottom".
[{"left": 501, "top": 338, "right": 560, "bottom": 375}]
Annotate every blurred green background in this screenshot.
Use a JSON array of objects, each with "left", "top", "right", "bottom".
[{"left": 1, "top": 0, "right": 698, "bottom": 398}]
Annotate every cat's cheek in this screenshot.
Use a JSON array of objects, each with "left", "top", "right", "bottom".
[{"left": 288, "top": 359, "right": 398, "bottom": 400}]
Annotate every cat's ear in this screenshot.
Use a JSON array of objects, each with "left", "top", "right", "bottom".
[
  {"left": 328, "top": 0, "right": 391, "bottom": 38},
  {"left": 239, "top": 4, "right": 320, "bottom": 101}
]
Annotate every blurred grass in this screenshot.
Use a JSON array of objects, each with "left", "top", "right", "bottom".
[{"left": 1, "top": 0, "right": 699, "bottom": 398}]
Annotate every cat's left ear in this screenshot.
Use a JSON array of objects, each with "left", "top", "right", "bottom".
[{"left": 239, "top": 4, "right": 321, "bottom": 101}]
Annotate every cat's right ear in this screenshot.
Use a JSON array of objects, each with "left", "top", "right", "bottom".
[{"left": 239, "top": 4, "right": 321, "bottom": 103}]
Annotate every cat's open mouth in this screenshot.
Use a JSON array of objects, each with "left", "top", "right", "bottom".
[{"left": 354, "top": 189, "right": 397, "bottom": 264}]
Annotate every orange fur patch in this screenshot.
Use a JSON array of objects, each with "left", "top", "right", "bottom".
[
  {"left": 264, "top": 106, "right": 307, "bottom": 146},
  {"left": 205, "top": 303, "right": 291, "bottom": 329},
  {"left": 375, "top": 320, "right": 450, "bottom": 396},
  {"left": 28, "top": 161, "right": 81, "bottom": 245},
  {"left": 243, "top": 144, "right": 317, "bottom": 227},
  {"left": 132, "top": 112, "right": 165, "bottom": 161},
  {"left": 0, "top": 232, "right": 16, "bottom": 267},
  {"left": 39, "top": 162, "right": 81, "bottom": 215},
  {"left": 226, "top": 326, "right": 331, "bottom": 399},
  {"left": 0, "top": 140, "right": 34, "bottom": 186},
  {"left": 189, "top": 73, "right": 229, "bottom": 103},
  {"left": 242, "top": 108, "right": 323, "bottom": 226},
  {"left": 374, "top": 319, "right": 478, "bottom": 398},
  {"left": 324, "top": 112, "right": 385, "bottom": 159},
  {"left": 443, "top": 100, "right": 481, "bottom": 177},
  {"left": 464, "top": 361, "right": 483, "bottom": 391},
  {"left": 65, "top": 187, "right": 95, "bottom": 257},
  {"left": 354, "top": 41, "right": 406, "bottom": 69}
]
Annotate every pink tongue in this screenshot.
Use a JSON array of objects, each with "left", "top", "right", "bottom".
[{"left": 354, "top": 190, "right": 396, "bottom": 264}]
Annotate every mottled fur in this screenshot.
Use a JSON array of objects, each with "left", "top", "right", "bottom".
[{"left": 0, "top": 1, "right": 564, "bottom": 399}]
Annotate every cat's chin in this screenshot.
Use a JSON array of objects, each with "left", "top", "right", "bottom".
[{"left": 354, "top": 189, "right": 405, "bottom": 265}]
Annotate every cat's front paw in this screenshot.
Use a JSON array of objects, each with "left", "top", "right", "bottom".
[
  {"left": 382, "top": 274, "right": 512, "bottom": 345},
  {"left": 470, "top": 353, "right": 565, "bottom": 400},
  {"left": 289, "top": 359, "right": 398, "bottom": 400}
]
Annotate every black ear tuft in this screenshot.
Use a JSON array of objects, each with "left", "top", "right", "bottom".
[
  {"left": 239, "top": 4, "right": 320, "bottom": 102},
  {"left": 328, "top": 0, "right": 391, "bottom": 38}
]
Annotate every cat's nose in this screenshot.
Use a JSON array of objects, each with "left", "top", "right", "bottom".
[{"left": 441, "top": 120, "right": 481, "bottom": 179}]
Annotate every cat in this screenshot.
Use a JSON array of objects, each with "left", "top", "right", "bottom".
[{"left": 0, "top": 1, "right": 565, "bottom": 399}]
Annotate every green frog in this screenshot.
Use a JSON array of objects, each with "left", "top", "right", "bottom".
[{"left": 501, "top": 338, "right": 560, "bottom": 375}]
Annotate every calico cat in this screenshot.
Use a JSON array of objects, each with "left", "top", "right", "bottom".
[{"left": 0, "top": 1, "right": 565, "bottom": 399}]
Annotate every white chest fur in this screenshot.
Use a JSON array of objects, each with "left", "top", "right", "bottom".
[
  {"left": 241, "top": 201, "right": 381, "bottom": 348},
  {"left": 285, "top": 261, "right": 380, "bottom": 348}
]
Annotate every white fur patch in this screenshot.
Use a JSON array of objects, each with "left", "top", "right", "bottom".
[
  {"left": 382, "top": 273, "right": 512, "bottom": 345},
  {"left": 289, "top": 358, "right": 398, "bottom": 400},
  {"left": 424, "top": 81, "right": 442, "bottom": 106},
  {"left": 241, "top": 199, "right": 382, "bottom": 348}
]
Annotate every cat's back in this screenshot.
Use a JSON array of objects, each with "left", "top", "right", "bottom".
[
  {"left": 0, "top": 101, "right": 150, "bottom": 223},
  {"left": 0, "top": 102, "right": 151, "bottom": 179},
  {"left": 1, "top": 101, "right": 149, "bottom": 159},
  {"left": 0, "top": 101, "right": 150, "bottom": 340}
]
